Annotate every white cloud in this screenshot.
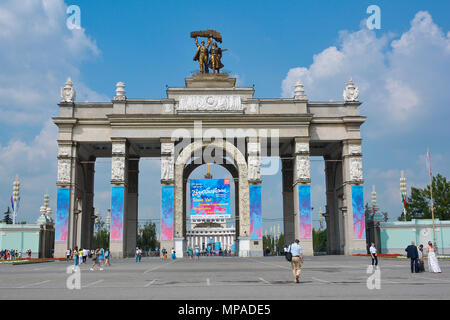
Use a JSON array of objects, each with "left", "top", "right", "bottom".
[
  {"left": 282, "top": 11, "right": 450, "bottom": 137},
  {"left": 0, "top": 0, "right": 106, "bottom": 222},
  {"left": 0, "top": 0, "right": 106, "bottom": 125}
]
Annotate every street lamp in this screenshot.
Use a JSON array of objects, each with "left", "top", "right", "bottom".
[{"left": 400, "top": 171, "right": 407, "bottom": 221}]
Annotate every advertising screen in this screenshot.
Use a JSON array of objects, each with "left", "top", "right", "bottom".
[{"left": 190, "top": 179, "right": 231, "bottom": 218}]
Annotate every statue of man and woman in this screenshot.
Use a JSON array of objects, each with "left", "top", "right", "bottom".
[{"left": 193, "top": 31, "right": 227, "bottom": 74}]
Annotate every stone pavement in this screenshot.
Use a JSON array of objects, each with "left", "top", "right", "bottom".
[{"left": 0, "top": 255, "right": 449, "bottom": 300}]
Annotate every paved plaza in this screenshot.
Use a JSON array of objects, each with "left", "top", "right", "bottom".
[{"left": 0, "top": 256, "right": 449, "bottom": 300}]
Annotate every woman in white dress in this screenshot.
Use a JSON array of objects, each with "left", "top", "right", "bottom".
[{"left": 426, "top": 241, "right": 441, "bottom": 273}]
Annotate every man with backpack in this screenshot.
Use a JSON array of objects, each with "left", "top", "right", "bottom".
[{"left": 286, "top": 239, "right": 304, "bottom": 283}]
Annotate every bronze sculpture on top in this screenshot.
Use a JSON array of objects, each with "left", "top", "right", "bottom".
[{"left": 191, "top": 30, "right": 228, "bottom": 74}]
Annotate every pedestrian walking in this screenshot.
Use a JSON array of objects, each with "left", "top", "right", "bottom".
[
  {"left": 405, "top": 241, "right": 419, "bottom": 273},
  {"left": 72, "top": 246, "right": 79, "bottom": 271},
  {"left": 171, "top": 248, "right": 176, "bottom": 260},
  {"left": 104, "top": 248, "right": 111, "bottom": 266},
  {"left": 288, "top": 239, "right": 304, "bottom": 283},
  {"left": 369, "top": 243, "right": 378, "bottom": 267},
  {"left": 90, "top": 249, "right": 103, "bottom": 271}
]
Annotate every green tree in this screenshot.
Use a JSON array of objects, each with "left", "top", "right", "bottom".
[
  {"left": 399, "top": 174, "right": 450, "bottom": 221},
  {"left": 3, "top": 207, "right": 12, "bottom": 224},
  {"left": 136, "top": 222, "right": 158, "bottom": 252},
  {"left": 93, "top": 216, "right": 109, "bottom": 249},
  {"left": 313, "top": 228, "right": 327, "bottom": 254}
]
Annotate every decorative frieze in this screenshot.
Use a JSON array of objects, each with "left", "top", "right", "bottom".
[
  {"left": 161, "top": 156, "right": 174, "bottom": 181},
  {"left": 295, "top": 155, "right": 310, "bottom": 183},
  {"left": 177, "top": 95, "right": 242, "bottom": 112},
  {"left": 111, "top": 157, "right": 126, "bottom": 182},
  {"left": 248, "top": 156, "right": 261, "bottom": 182},
  {"left": 349, "top": 157, "right": 363, "bottom": 182},
  {"left": 57, "top": 159, "right": 72, "bottom": 184}
]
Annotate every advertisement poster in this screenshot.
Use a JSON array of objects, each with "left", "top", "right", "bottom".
[
  {"left": 55, "top": 188, "right": 70, "bottom": 242},
  {"left": 190, "top": 179, "right": 231, "bottom": 218}
]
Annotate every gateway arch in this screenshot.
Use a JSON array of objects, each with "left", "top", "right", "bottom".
[{"left": 53, "top": 73, "right": 366, "bottom": 258}]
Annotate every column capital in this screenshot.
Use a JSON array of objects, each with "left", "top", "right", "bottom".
[{"left": 294, "top": 137, "right": 310, "bottom": 155}]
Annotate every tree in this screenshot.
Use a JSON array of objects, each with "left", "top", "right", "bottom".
[
  {"left": 3, "top": 207, "right": 12, "bottom": 224},
  {"left": 136, "top": 222, "right": 158, "bottom": 252},
  {"left": 93, "top": 216, "right": 109, "bottom": 249},
  {"left": 313, "top": 228, "right": 327, "bottom": 254},
  {"left": 399, "top": 174, "right": 450, "bottom": 221}
]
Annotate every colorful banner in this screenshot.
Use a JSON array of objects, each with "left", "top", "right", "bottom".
[
  {"left": 352, "top": 185, "right": 365, "bottom": 239},
  {"left": 55, "top": 188, "right": 70, "bottom": 242},
  {"left": 161, "top": 185, "right": 174, "bottom": 241},
  {"left": 110, "top": 186, "right": 124, "bottom": 241},
  {"left": 298, "top": 185, "right": 312, "bottom": 239},
  {"left": 249, "top": 184, "right": 262, "bottom": 240},
  {"left": 190, "top": 179, "right": 231, "bottom": 217}
]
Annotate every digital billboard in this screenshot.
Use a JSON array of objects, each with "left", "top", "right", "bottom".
[{"left": 190, "top": 179, "right": 231, "bottom": 218}]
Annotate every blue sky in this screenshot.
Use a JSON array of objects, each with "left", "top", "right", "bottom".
[{"left": 0, "top": 0, "right": 449, "bottom": 236}]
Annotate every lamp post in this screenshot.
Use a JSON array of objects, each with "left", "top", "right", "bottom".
[
  {"left": 400, "top": 171, "right": 407, "bottom": 221},
  {"left": 12, "top": 175, "right": 20, "bottom": 225}
]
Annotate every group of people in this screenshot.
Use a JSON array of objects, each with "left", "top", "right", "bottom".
[
  {"left": 0, "top": 249, "right": 32, "bottom": 260},
  {"left": 405, "top": 241, "right": 442, "bottom": 273},
  {"left": 67, "top": 247, "right": 110, "bottom": 271},
  {"left": 369, "top": 241, "right": 442, "bottom": 273}
]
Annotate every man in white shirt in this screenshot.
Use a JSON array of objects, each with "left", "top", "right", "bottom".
[
  {"left": 289, "top": 239, "right": 304, "bottom": 283},
  {"left": 369, "top": 243, "right": 378, "bottom": 267}
]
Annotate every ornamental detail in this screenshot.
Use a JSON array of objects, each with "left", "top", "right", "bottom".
[
  {"left": 248, "top": 156, "right": 261, "bottom": 182},
  {"left": 161, "top": 157, "right": 174, "bottom": 181},
  {"left": 247, "top": 142, "right": 260, "bottom": 156},
  {"left": 57, "top": 159, "right": 71, "bottom": 184},
  {"left": 295, "top": 156, "right": 310, "bottom": 182},
  {"left": 295, "top": 142, "right": 309, "bottom": 154},
  {"left": 61, "top": 78, "right": 76, "bottom": 103},
  {"left": 114, "top": 82, "right": 126, "bottom": 101},
  {"left": 111, "top": 157, "right": 125, "bottom": 181},
  {"left": 58, "top": 145, "right": 72, "bottom": 157},
  {"left": 112, "top": 143, "right": 126, "bottom": 155},
  {"left": 177, "top": 95, "right": 242, "bottom": 112},
  {"left": 161, "top": 143, "right": 174, "bottom": 155},
  {"left": 349, "top": 144, "right": 362, "bottom": 155},
  {"left": 343, "top": 78, "right": 359, "bottom": 102},
  {"left": 350, "top": 157, "right": 363, "bottom": 182}
]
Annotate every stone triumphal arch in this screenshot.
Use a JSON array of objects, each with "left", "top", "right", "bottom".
[{"left": 54, "top": 43, "right": 366, "bottom": 258}]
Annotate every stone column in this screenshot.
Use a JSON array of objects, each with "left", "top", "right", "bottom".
[
  {"left": 282, "top": 158, "right": 295, "bottom": 245},
  {"left": 81, "top": 159, "right": 95, "bottom": 249},
  {"left": 342, "top": 140, "right": 366, "bottom": 254},
  {"left": 247, "top": 139, "right": 263, "bottom": 257},
  {"left": 109, "top": 139, "right": 128, "bottom": 258},
  {"left": 126, "top": 157, "right": 139, "bottom": 257},
  {"left": 293, "top": 138, "right": 313, "bottom": 256},
  {"left": 324, "top": 153, "right": 344, "bottom": 255},
  {"left": 54, "top": 141, "right": 77, "bottom": 258},
  {"left": 160, "top": 141, "right": 177, "bottom": 255}
]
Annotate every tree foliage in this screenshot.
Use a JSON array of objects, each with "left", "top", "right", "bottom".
[
  {"left": 93, "top": 216, "right": 109, "bottom": 249},
  {"left": 313, "top": 228, "right": 327, "bottom": 254},
  {"left": 399, "top": 174, "right": 450, "bottom": 221},
  {"left": 3, "top": 207, "right": 12, "bottom": 224},
  {"left": 136, "top": 222, "right": 158, "bottom": 251}
]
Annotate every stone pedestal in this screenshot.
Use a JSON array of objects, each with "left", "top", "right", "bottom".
[{"left": 238, "top": 237, "right": 250, "bottom": 257}]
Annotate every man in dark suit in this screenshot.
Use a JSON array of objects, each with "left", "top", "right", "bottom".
[{"left": 405, "top": 241, "right": 419, "bottom": 273}]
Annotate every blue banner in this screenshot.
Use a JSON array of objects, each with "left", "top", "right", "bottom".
[{"left": 190, "top": 179, "right": 231, "bottom": 217}]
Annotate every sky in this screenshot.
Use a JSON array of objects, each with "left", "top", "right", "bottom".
[{"left": 0, "top": 0, "right": 449, "bottom": 237}]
